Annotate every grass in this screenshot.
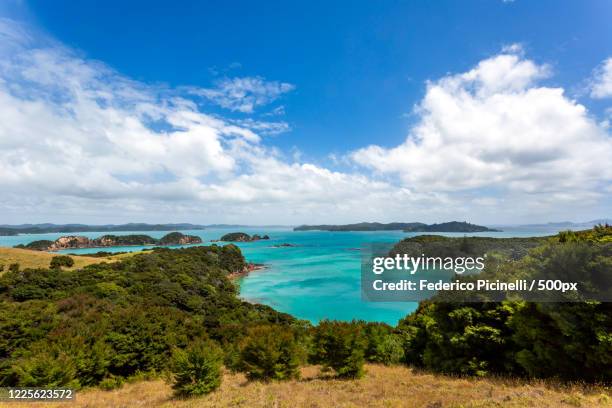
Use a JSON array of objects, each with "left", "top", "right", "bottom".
[
  {"left": 0, "top": 247, "right": 137, "bottom": 273},
  {"left": 10, "top": 365, "right": 610, "bottom": 408}
]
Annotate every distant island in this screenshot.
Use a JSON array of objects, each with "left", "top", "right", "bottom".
[
  {"left": 220, "top": 232, "right": 270, "bottom": 242},
  {"left": 14, "top": 232, "right": 202, "bottom": 251},
  {"left": 404, "top": 221, "right": 499, "bottom": 233},
  {"left": 0, "top": 223, "right": 206, "bottom": 236},
  {"left": 294, "top": 221, "right": 499, "bottom": 232}
]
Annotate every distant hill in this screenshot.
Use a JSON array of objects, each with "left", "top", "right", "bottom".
[
  {"left": 294, "top": 221, "right": 497, "bottom": 232},
  {"left": 404, "top": 221, "right": 499, "bottom": 233},
  {"left": 493, "top": 219, "right": 612, "bottom": 232},
  {"left": 0, "top": 223, "right": 206, "bottom": 236}
]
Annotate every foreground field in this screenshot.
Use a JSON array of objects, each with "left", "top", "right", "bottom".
[
  {"left": 17, "top": 365, "right": 610, "bottom": 408},
  {"left": 0, "top": 247, "right": 106, "bottom": 272}
]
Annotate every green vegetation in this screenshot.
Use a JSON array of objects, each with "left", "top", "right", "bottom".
[
  {"left": 390, "top": 234, "right": 546, "bottom": 260},
  {"left": 0, "top": 245, "right": 294, "bottom": 389},
  {"left": 50, "top": 255, "right": 74, "bottom": 269},
  {"left": 239, "top": 325, "right": 302, "bottom": 381},
  {"left": 220, "top": 232, "right": 270, "bottom": 242},
  {"left": 404, "top": 221, "right": 500, "bottom": 232},
  {"left": 95, "top": 234, "right": 157, "bottom": 246},
  {"left": 14, "top": 240, "right": 54, "bottom": 251},
  {"left": 171, "top": 340, "right": 223, "bottom": 397},
  {"left": 0, "top": 226, "right": 609, "bottom": 393},
  {"left": 13, "top": 232, "right": 201, "bottom": 251},
  {"left": 395, "top": 225, "right": 612, "bottom": 381},
  {"left": 312, "top": 321, "right": 367, "bottom": 379}
]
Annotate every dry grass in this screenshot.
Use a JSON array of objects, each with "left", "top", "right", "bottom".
[
  {"left": 0, "top": 247, "right": 137, "bottom": 274},
  {"left": 10, "top": 365, "right": 610, "bottom": 408}
]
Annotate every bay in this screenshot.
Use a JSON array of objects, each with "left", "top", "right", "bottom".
[{"left": 0, "top": 226, "right": 566, "bottom": 325}]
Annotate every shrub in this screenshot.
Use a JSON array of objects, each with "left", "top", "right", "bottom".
[
  {"left": 375, "top": 334, "right": 405, "bottom": 365},
  {"left": 171, "top": 340, "right": 223, "bottom": 397},
  {"left": 9, "top": 351, "right": 80, "bottom": 388},
  {"left": 50, "top": 255, "right": 74, "bottom": 269},
  {"left": 99, "top": 375, "right": 124, "bottom": 390},
  {"left": 239, "top": 325, "right": 301, "bottom": 381},
  {"left": 8, "top": 263, "right": 19, "bottom": 273},
  {"left": 312, "top": 320, "right": 366, "bottom": 379}
]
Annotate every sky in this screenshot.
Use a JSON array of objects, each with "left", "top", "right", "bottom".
[{"left": 0, "top": 0, "right": 611, "bottom": 225}]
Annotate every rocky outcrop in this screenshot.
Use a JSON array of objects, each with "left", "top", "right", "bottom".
[
  {"left": 220, "top": 232, "right": 270, "bottom": 242},
  {"left": 50, "top": 235, "right": 92, "bottom": 250}
]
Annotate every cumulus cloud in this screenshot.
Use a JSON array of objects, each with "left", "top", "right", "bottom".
[
  {"left": 190, "top": 76, "right": 295, "bottom": 113},
  {"left": 590, "top": 57, "right": 612, "bottom": 99},
  {"left": 0, "top": 18, "right": 610, "bottom": 224},
  {"left": 0, "top": 19, "right": 442, "bottom": 224},
  {"left": 351, "top": 47, "right": 612, "bottom": 204}
]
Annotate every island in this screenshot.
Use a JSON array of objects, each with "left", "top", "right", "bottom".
[
  {"left": 294, "top": 221, "right": 499, "bottom": 232},
  {"left": 403, "top": 221, "right": 500, "bottom": 233},
  {"left": 14, "top": 232, "right": 202, "bottom": 251},
  {"left": 220, "top": 232, "right": 270, "bottom": 242},
  {"left": 0, "top": 222, "right": 205, "bottom": 236}
]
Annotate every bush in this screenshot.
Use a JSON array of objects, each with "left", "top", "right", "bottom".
[
  {"left": 50, "top": 255, "right": 74, "bottom": 269},
  {"left": 239, "top": 325, "right": 301, "bottom": 381},
  {"left": 171, "top": 340, "right": 223, "bottom": 397},
  {"left": 99, "top": 375, "right": 124, "bottom": 390},
  {"left": 9, "top": 351, "right": 79, "bottom": 388},
  {"left": 375, "top": 334, "right": 405, "bottom": 365},
  {"left": 312, "top": 320, "right": 366, "bottom": 378},
  {"left": 8, "top": 263, "right": 19, "bottom": 273}
]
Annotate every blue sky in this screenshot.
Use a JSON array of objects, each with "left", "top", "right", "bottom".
[{"left": 0, "top": 1, "right": 611, "bottom": 224}]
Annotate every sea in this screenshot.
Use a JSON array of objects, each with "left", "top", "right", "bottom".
[{"left": 0, "top": 226, "right": 573, "bottom": 325}]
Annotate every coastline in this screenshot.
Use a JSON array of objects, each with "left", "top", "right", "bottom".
[{"left": 229, "top": 262, "right": 266, "bottom": 279}]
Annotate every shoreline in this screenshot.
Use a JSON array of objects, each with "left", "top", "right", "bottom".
[{"left": 229, "top": 262, "right": 267, "bottom": 279}]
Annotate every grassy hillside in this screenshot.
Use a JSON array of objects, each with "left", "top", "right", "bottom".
[
  {"left": 11, "top": 365, "right": 609, "bottom": 408},
  {"left": 0, "top": 247, "right": 109, "bottom": 273}
]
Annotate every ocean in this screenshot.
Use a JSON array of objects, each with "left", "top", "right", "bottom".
[{"left": 0, "top": 226, "right": 568, "bottom": 325}]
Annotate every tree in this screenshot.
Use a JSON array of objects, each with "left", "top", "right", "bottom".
[
  {"left": 239, "top": 325, "right": 301, "bottom": 381},
  {"left": 312, "top": 320, "right": 366, "bottom": 379},
  {"left": 50, "top": 256, "right": 74, "bottom": 270},
  {"left": 171, "top": 340, "right": 223, "bottom": 397}
]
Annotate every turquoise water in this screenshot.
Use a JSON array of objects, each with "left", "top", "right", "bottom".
[{"left": 0, "top": 227, "right": 564, "bottom": 325}]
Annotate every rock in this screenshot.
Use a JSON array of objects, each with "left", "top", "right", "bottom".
[{"left": 49, "top": 235, "right": 92, "bottom": 251}]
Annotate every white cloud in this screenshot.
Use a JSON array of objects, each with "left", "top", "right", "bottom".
[
  {"left": 233, "top": 118, "right": 290, "bottom": 136},
  {"left": 0, "top": 19, "right": 441, "bottom": 224},
  {"left": 190, "top": 76, "right": 295, "bottom": 113},
  {"left": 0, "top": 19, "right": 610, "bottom": 225},
  {"left": 501, "top": 43, "right": 523, "bottom": 55},
  {"left": 352, "top": 48, "right": 612, "bottom": 200},
  {"left": 590, "top": 57, "right": 612, "bottom": 99}
]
